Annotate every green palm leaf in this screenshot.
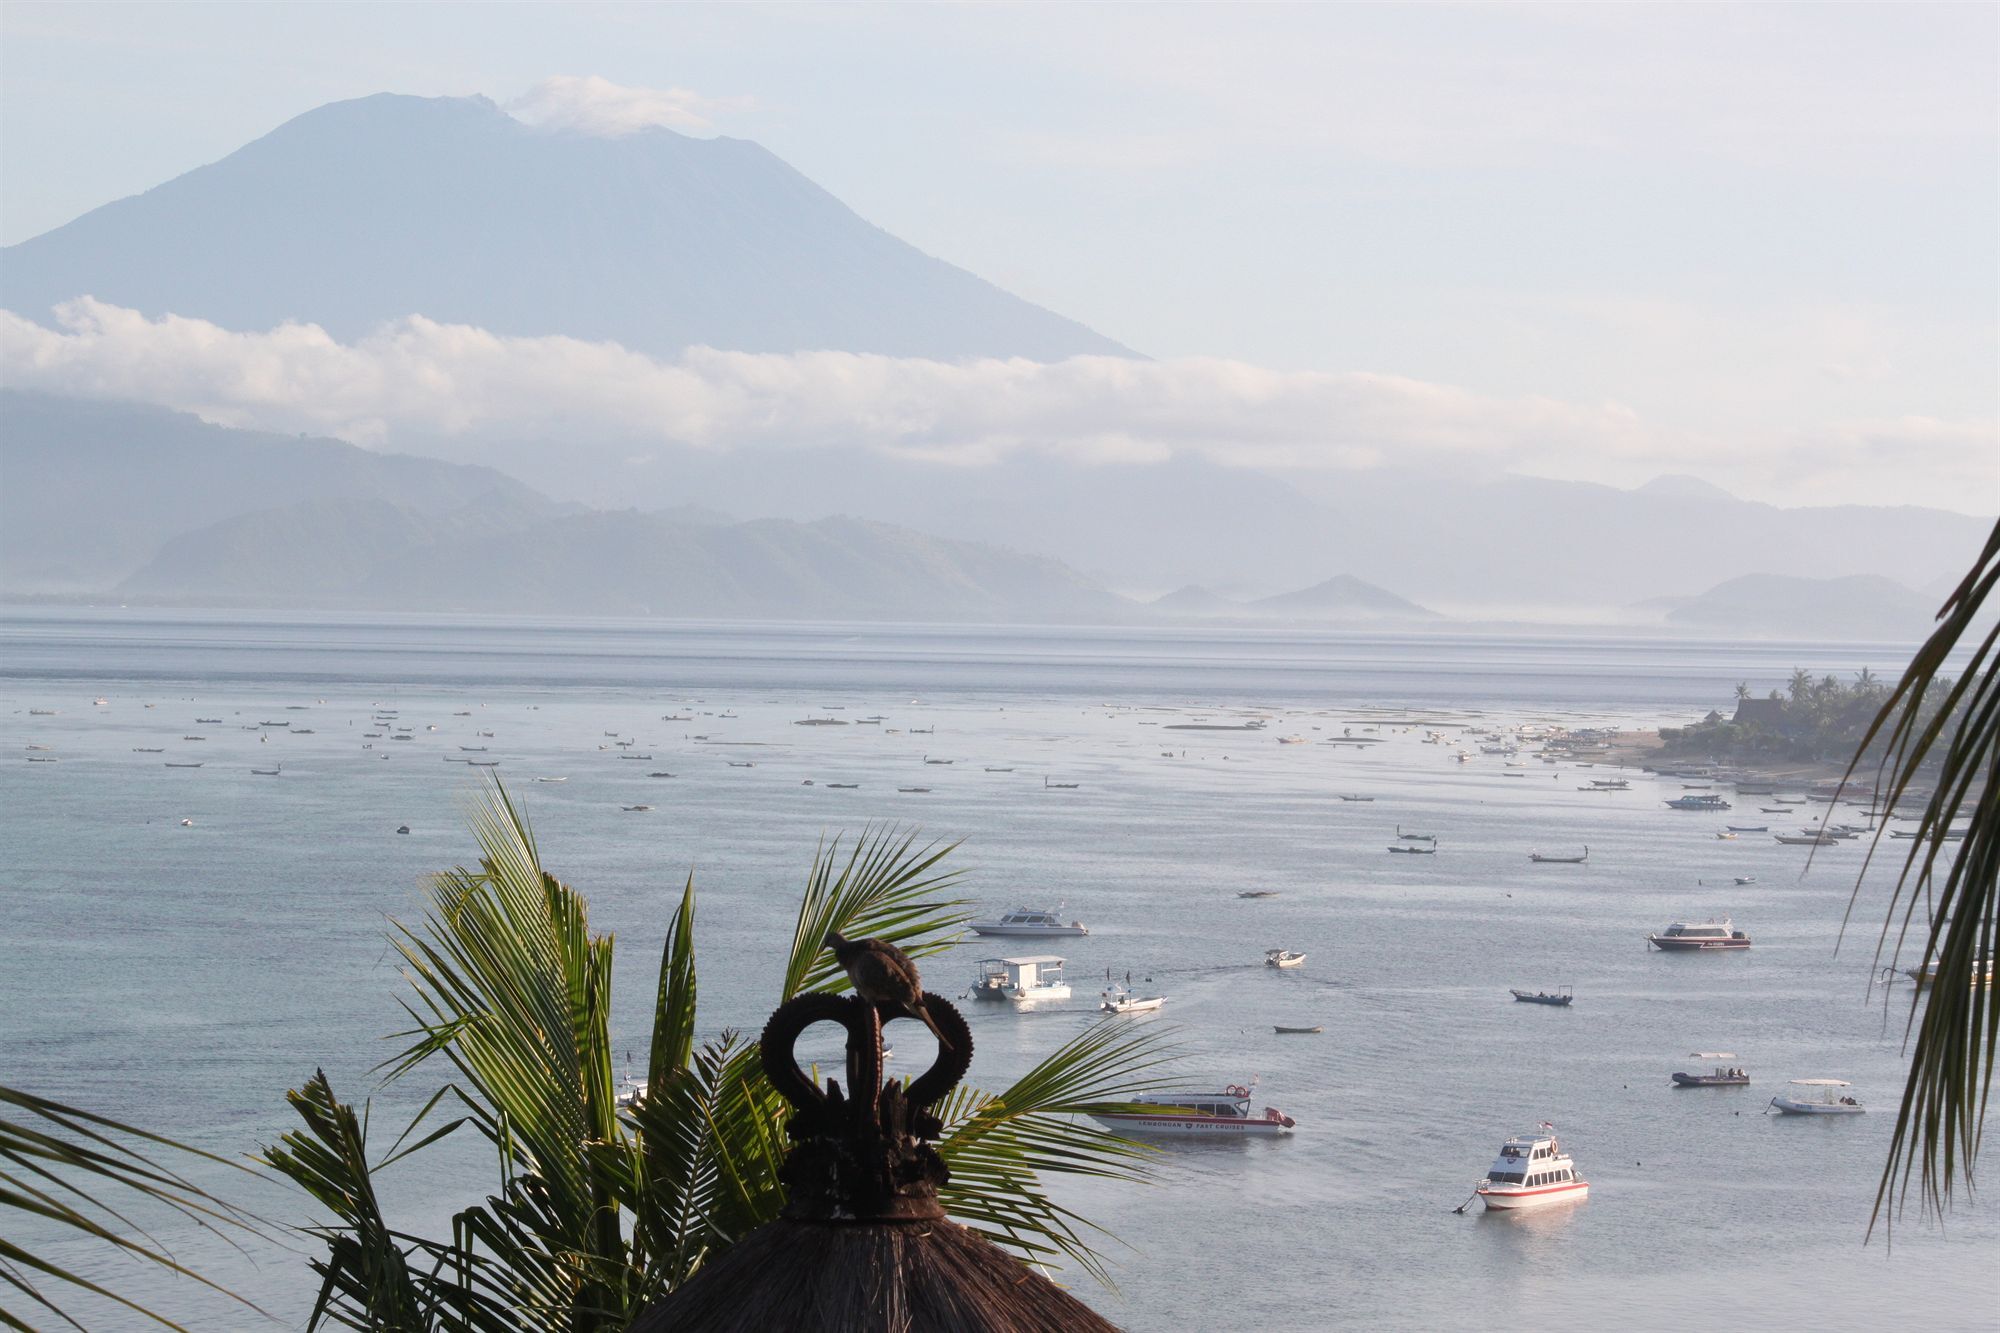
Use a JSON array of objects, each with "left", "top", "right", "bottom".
[
  {"left": 1, "top": 1082, "right": 264, "bottom": 1331},
  {"left": 1838, "top": 517, "right": 2000, "bottom": 1236}
]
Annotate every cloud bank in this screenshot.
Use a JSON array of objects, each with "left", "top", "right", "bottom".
[
  {"left": 505, "top": 75, "right": 749, "bottom": 136},
  {"left": 2, "top": 300, "right": 1991, "bottom": 511}
]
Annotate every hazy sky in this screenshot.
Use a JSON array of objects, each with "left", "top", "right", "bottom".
[{"left": 2, "top": 2, "right": 1995, "bottom": 512}]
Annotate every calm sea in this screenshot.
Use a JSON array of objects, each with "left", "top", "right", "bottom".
[{"left": 3, "top": 608, "right": 1992, "bottom": 1330}]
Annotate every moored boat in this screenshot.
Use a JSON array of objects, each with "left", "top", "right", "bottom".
[
  {"left": 1475, "top": 1125, "right": 1588, "bottom": 1210},
  {"left": 969, "top": 906, "right": 1089, "bottom": 937},
  {"left": 1099, "top": 984, "right": 1167, "bottom": 1014},
  {"left": 1529, "top": 846, "right": 1587, "bottom": 863},
  {"left": 1090, "top": 1082, "right": 1295, "bottom": 1137},
  {"left": 1647, "top": 918, "right": 1751, "bottom": 951},
  {"left": 1265, "top": 948, "right": 1306, "bottom": 969},
  {"left": 971, "top": 955, "right": 1071, "bottom": 1004},
  {"left": 1768, "top": 1079, "right": 1864, "bottom": 1115},
  {"left": 1672, "top": 1053, "right": 1748, "bottom": 1087},
  {"left": 1665, "top": 794, "right": 1732, "bottom": 811},
  {"left": 1510, "top": 987, "right": 1573, "bottom": 1006}
]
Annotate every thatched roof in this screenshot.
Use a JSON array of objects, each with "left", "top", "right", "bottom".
[{"left": 629, "top": 1215, "right": 1121, "bottom": 1333}]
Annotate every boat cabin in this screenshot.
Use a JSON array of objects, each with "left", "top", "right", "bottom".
[
  {"left": 1133, "top": 1089, "right": 1254, "bottom": 1118},
  {"left": 1484, "top": 1133, "right": 1575, "bottom": 1187},
  {"left": 971, "top": 955, "right": 1067, "bottom": 999}
]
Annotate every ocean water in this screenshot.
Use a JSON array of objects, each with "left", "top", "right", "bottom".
[{"left": 3, "top": 608, "right": 1992, "bottom": 1331}]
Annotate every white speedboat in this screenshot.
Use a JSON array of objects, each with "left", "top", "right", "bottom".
[
  {"left": 1090, "top": 1082, "right": 1295, "bottom": 1137},
  {"left": 1265, "top": 948, "right": 1306, "bottom": 968},
  {"left": 1475, "top": 1126, "right": 1589, "bottom": 1210},
  {"left": 1768, "top": 1079, "right": 1864, "bottom": 1115},
  {"left": 1100, "top": 984, "right": 1167, "bottom": 1014},
  {"left": 969, "top": 906, "right": 1089, "bottom": 937},
  {"left": 970, "top": 955, "right": 1072, "bottom": 1004}
]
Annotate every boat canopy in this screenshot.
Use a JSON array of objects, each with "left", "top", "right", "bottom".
[
  {"left": 1789, "top": 1078, "right": 1851, "bottom": 1086},
  {"left": 982, "top": 954, "right": 1068, "bottom": 967}
]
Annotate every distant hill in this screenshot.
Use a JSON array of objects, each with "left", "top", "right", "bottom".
[
  {"left": 118, "top": 504, "right": 1131, "bottom": 622},
  {"left": 1665, "top": 573, "right": 1938, "bottom": 641},
  {"left": 1, "top": 93, "right": 1129, "bottom": 362},
  {"left": 1147, "top": 585, "right": 1242, "bottom": 617},
  {"left": 1247, "top": 574, "right": 1437, "bottom": 621},
  {"left": 0, "top": 391, "right": 562, "bottom": 591}
]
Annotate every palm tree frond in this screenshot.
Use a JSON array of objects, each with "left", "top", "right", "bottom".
[{"left": 781, "top": 825, "right": 969, "bottom": 1001}]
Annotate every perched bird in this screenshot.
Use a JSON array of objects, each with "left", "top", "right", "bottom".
[{"left": 825, "top": 930, "right": 952, "bottom": 1049}]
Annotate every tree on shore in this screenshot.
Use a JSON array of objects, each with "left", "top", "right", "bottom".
[{"left": 260, "top": 786, "right": 1170, "bottom": 1329}]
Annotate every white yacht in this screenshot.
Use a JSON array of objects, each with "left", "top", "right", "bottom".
[
  {"left": 970, "top": 955, "right": 1072, "bottom": 1004},
  {"left": 1768, "top": 1079, "right": 1865, "bottom": 1115},
  {"left": 1475, "top": 1126, "right": 1589, "bottom": 1210},
  {"left": 1089, "top": 1082, "right": 1295, "bottom": 1137},
  {"left": 1647, "top": 918, "right": 1751, "bottom": 951},
  {"left": 969, "top": 907, "right": 1089, "bottom": 937}
]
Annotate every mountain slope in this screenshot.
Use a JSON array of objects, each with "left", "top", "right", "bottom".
[
  {"left": 1, "top": 93, "right": 1129, "bottom": 362},
  {"left": 1664, "top": 573, "right": 1937, "bottom": 641},
  {"left": 115, "top": 503, "right": 1131, "bottom": 622},
  {"left": 1248, "top": 574, "right": 1437, "bottom": 620},
  {"left": 0, "top": 391, "right": 562, "bottom": 591}
]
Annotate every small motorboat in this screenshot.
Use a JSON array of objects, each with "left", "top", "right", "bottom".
[
  {"left": 825, "top": 782, "right": 860, "bottom": 789},
  {"left": 534, "top": 776, "right": 567, "bottom": 783},
  {"left": 1474, "top": 1125, "right": 1588, "bottom": 1210},
  {"left": 1089, "top": 1082, "right": 1295, "bottom": 1136},
  {"left": 395, "top": 825, "right": 410, "bottom": 834},
  {"left": 897, "top": 787, "right": 932, "bottom": 793},
  {"left": 1273, "top": 1025, "right": 1323, "bottom": 1035},
  {"left": 1672, "top": 1054, "right": 1748, "bottom": 1087},
  {"left": 1396, "top": 826, "right": 1436, "bottom": 842},
  {"left": 1726, "top": 825, "right": 1768, "bottom": 833},
  {"left": 1265, "top": 948, "right": 1306, "bottom": 969},
  {"left": 1387, "top": 844, "right": 1436, "bottom": 854},
  {"left": 1716, "top": 832, "right": 1738, "bottom": 840},
  {"left": 1529, "top": 846, "right": 1587, "bottom": 863},
  {"left": 1733, "top": 875, "right": 1757, "bottom": 885},
  {"left": 1100, "top": 985, "right": 1167, "bottom": 1014},
  {"left": 1510, "top": 987, "right": 1573, "bottom": 1006},
  {"left": 1768, "top": 1079, "right": 1864, "bottom": 1115},
  {"left": 1336, "top": 794, "right": 1375, "bottom": 801}
]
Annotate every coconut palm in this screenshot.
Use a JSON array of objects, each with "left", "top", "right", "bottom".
[
  {"left": 262, "top": 782, "right": 1170, "bottom": 1329},
  {"left": 1841, "top": 516, "right": 1999, "bottom": 1236},
  {"left": 0, "top": 1084, "right": 264, "bottom": 1330}
]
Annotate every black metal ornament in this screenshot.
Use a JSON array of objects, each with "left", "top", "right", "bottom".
[{"left": 759, "top": 989, "right": 974, "bottom": 1222}]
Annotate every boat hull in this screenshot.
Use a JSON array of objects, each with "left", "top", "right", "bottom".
[
  {"left": 1672, "top": 1073, "right": 1748, "bottom": 1087},
  {"left": 1769, "top": 1099, "right": 1864, "bottom": 1115},
  {"left": 1648, "top": 936, "right": 1751, "bottom": 951},
  {"left": 1090, "top": 1113, "right": 1294, "bottom": 1137},
  {"left": 1478, "top": 1181, "right": 1589, "bottom": 1210},
  {"left": 970, "top": 924, "right": 1088, "bottom": 937}
]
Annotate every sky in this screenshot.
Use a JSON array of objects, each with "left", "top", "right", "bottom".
[{"left": 1, "top": 2, "right": 1995, "bottom": 513}]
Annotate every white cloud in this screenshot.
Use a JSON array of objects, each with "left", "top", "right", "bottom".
[
  {"left": 505, "top": 75, "right": 749, "bottom": 137},
  {"left": 1, "top": 300, "right": 1991, "bottom": 512}
]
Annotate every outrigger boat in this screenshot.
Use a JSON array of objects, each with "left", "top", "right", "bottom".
[
  {"left": 1529, "top": 846, "right": 1587, "bottom": 863},
  {"left": 1768, "top": 1079, "right": 1864, "bottom": 1115},
  {"left": 1090, "top": 1081, "right": 1296, "bottom": 1137},
  {"left": 1672, "top": 1054, "right": 1748, "bottom": 1087},
  {"left": 1474, "top": 1125, "right": 1588, "bottom": 1210}
]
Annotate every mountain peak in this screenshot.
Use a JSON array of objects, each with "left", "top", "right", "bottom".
[{"left": 2, "top": 92, "right": 1131, "bottom": 362}]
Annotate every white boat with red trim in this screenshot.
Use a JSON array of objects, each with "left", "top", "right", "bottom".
[
  {"left": 1091, "top": 1082, "right": 1295, "bottom": 1137},
  {"left": 1475, "top": 1126, "right": 1588, "bottom": 1210}
]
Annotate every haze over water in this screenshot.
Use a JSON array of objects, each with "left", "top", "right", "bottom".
[{"left": 4, "top": 608, "right": 1993, "bottom": 1330}]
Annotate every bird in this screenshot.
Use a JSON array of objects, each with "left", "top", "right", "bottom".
[{"left": 825, "top": 930, "right": 952, "bottom": 1049}]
